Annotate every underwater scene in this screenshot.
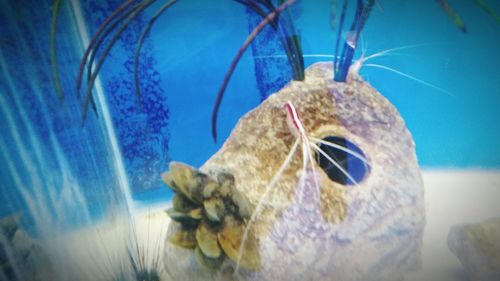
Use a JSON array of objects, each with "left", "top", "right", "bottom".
[{"left": 1, "top": 0, "right": 499, "bottom": 280}]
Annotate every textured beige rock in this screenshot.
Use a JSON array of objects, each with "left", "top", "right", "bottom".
[
  {"left": 0, "top": 214, "right": 55, "bottom": 281},
  {"left": 164, "top": 62, "right": 425, "bottom": 280},
  {"left": 448, "top": 217, "right": 500, "bottom": 280}
]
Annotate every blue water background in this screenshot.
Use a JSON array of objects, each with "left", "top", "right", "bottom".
[{"left": 0, "top": 0, "right": 499, "bottom": 231}]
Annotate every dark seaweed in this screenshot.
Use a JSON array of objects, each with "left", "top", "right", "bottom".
[
  {"left": 436, "top": 0, "right": 467, "bottom": 33},
  {"left": 334, "top": 0, "right": 374, "bottom": 82},
  {"left": 211, "top": 0, "right": 297, "bottom": 142},
  {"left": 236, "top": 0, "right": 304, "bottom": 81},
  {"left": 80, "top": 0, "right": 157, "bottom": 125},
  {"left": 77, "top": 0, "right": 181, "bottom": 125},
  {"left": 474, "top": 0, "right": 500, "bottom": 23},
  {"left": 50, "top": 0, "right": 64, "bottom": 101},
  {"left": 76, "top": 0, "right": 134, "bottom": 95},
  {"left": 134, "top": 0, "right": 178, "bottom": 109},
  {"left": 333, "top": 0, "right": 348, "bottom": 74},
  {"left": 76, "top": 0, "right": 137, "bottom": 117}
]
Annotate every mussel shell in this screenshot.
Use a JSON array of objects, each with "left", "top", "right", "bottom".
[
  {"left": 169, "top": 230, "right": 197, "bottom": 249},
  {"left": 172, "top": 194, "right": 198, "bottom": 213},
  {"left": 168, "top": 162, "right": 204, "bottom": 203},
  {"left": 202, "top": 182, "right": 220, "bottom": 199},
  {"left": 217, "top": 216, "right": 260, "bottom": 271},
  {"left": 217, "top": 172, "right": 235, "bottom": 197},
  {"left": 194, "top": 246, "right": 224, "bottom": 271},
  {"left": 189, "top": 208, "right": 203, "bottom": 220},
  {"left": 169, "top": 162, "right": 220, "bottom": 204},
  {"left": 203, "top": 198, "right": 226, "bottom": 223},
  {"left": 166, "top": 209, "right": 200, "bottom": 228},
  {"left": 195, "top": 221, "right": 222, "bottom": 258},
  {"left": 230, "top": 189, "right": 252, "bottom": 219},
  {"left": 161, "top": 171, "right": 178, "bottom": 193}
]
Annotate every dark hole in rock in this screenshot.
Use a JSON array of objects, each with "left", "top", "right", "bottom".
[{"left": 315, "top": 136, "right": 369, "bottom": 185}]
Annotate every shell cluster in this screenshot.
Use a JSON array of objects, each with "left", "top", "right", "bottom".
[{"left": 162, "top": 162, "right": 260, "bottom": 271}]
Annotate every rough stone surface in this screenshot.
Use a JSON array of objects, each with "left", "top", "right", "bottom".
[
  {"left": 164, "top": 62, "right": 425, "bottom": 280},
  {"left": 0, "top": 214, "right": 53, "bottom": 281},
  {"left": 448, "top": 217, "right": 500, "bottom": 281}
]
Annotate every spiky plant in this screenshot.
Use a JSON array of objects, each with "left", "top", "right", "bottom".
[{"left": 127, "top": 212, "right": 165, "bottom": 281}]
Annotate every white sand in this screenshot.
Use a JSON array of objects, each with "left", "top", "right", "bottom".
[
  {"left": 405, "top": 169, "right": 500, "bottom": 281},
  {"left": 48, "top": 170, "right": 500, "bottom": 280},
  {"left": 42, "top": 206, "right": 172, "bottom": 280}
]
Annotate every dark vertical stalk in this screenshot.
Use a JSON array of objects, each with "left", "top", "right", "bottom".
[
  {"left": 76, "top": 0, "right": 134, "bottom": 95},
  {"left": 81, "top": 0, "right": 156, "bottom": 125},
  {"left": 84, "top": 2, "right": 144, "bottom": 95},
  {"left": 279, "top": 0, "right": 304, "bottom": 80},
  {"left": 334, "top": 0, "right": 374, "bottom": 82},
  {"left": 333, "top": 0, "right": 348, "bottom": 75},
  {"left": 474, "top": 0, "right": 500, "bottom": 23},
  {"left": 212, "top": 0, "right": 297, "bottom": 142},
  {"left": 77, "top": 0, "right": 137, "bottom": 116},
  {"left": 237, "top": 0, "right": 304, "bottom": 81},
  {"left": 50, "top": 0, "right": 64, "bottom": 100},
  {"left": 134, "top": 0, "right": 179, "bottom": 109}
]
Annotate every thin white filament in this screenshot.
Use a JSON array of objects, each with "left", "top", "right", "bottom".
[
  {"left": 310, "top": 142, "right": 358, "bottom": 185},
  {"left": 309, "top": 136, "right": 372, "bottom": 167},
  {"left": 362, "top": 44, "right": 429, "bottom": 62},
  {"left": 304, "top": 139, "right": 322, "bottom": 204},
  {"left": 364, "top": 63, "right": 454, "bottom": 96},
  {"left": 235, "top": 138, "right": 300, "bottom": 274}
]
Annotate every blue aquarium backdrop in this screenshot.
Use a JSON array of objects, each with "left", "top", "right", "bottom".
[{"left": 0, "top": 0, "right": 499, "bottom": 235}]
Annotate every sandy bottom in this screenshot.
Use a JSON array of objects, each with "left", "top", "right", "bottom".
[
  {"left": 405, "top": 170, "right": 500, "bottom": 281},
  {"left": 41, "top": 205, "right": 173, "bottom": 280},
  {"left": 50, "top": 170, "right": 500, "bottom": 280}
]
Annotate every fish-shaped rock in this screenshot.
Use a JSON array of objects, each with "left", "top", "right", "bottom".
[{"left": 163, "top": 62, "right": 425, "bottom": 280}]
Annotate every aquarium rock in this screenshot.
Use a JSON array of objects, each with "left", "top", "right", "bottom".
[
  {"left": 448, "top": 217, "right": 500, "bottom": 280},
  {"left": 0, "top": 214, "right": 53, "bottom": 281},
  {"left": 163, "top": 62, "right": 425, "bottom": 280}
]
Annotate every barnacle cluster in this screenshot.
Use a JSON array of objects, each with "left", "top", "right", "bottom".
[{"left": 162, "top": 162, "right": 260, "bottom": 271}]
